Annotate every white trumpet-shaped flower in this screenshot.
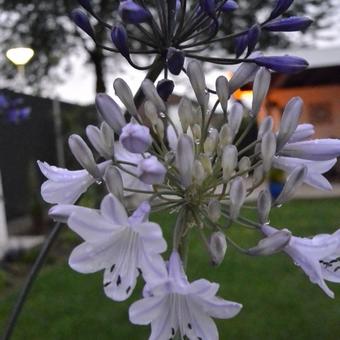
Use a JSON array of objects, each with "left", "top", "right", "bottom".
[
  {"left": 262, "top": 225, "right": 340, "bottom": 298},
  {"left": 129, "top": 251, "right": 242, "bottom": 340},
  {"left": 64, "top": 194, "right": 167, "bottom": 301},
  {"left": 38, "top": 160, "right": 111, "bottom": 204}
]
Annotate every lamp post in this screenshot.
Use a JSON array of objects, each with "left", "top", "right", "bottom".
[{"left": 6, "top": 47, "right": 34, "bottom": 91}]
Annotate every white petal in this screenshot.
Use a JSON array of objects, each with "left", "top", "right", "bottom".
[
  {"left": 68, "top": 208, "right": 120, "bottom": 241},
  {"left": 100, "top": 194, "right": 128, "bottom": 225},
  {"left": 41, "top": 174, "right": 94, "bottom": 204},
  {"left": 149, "top": 301, "right": 173, "bottom": 340},
  {"left": 189, "top": 279, "right": 219, "bottom": 297},
  {"left": 133, "top": 222, "right": 167, "bottom": 253},
  {"left": 129, "top": 201, "right": 151, "bottom": 224},
  {"left": 288, "top": 124, "right": 315, "bottom": 143},
  {"left": 129, "top": 296, "right": 168, "bottom": 325},
  {"left": 69, "top": 239, "right": 116, "bottom": 273}
]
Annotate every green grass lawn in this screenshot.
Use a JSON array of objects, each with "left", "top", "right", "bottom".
[{"left": 1, "top": 198, "right": 340, "bottom": 339}]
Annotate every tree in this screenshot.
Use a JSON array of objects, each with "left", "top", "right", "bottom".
[{"left": 0, "top": 0, "right": 337, "bottom": 94}]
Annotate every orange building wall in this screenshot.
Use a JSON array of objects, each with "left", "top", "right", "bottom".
[{"left": 262, "top": 85, "right": 340, "bottom": 138}]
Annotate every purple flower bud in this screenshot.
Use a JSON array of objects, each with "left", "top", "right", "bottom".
[
  {"left": 157, "top": 79, "right": 175, "bottom": 101},
  {"left": 268, "top": 0, "right": 294, "bottom": 20},
  {"left": 221, "top": 0, "right": 238, "bottom": 12},
  {"left": 263, "top": 16, "right": 313, "bottom": 32},
  {"left": 234, "top": 33, "right": 248, "bottom": 58},
  {"left": 252, "top": 55, "right": 308, "bottom": 74},
  {"left": 166, "top": 48, "right": 185, "bottom": 75},
  {"left": 119, "top": 122, "right": 152, "bottom": 154},
  {"left": 7, "top": 107, "right": 30, "bottom": 124},
  {"left": 119, "top": 0, "right": 151, "bottom": 24},
  {"left": 246, "top": 24, "right": 261, "bottom": 56},
  {"left": 78, "top": 0, "right": 92, "bottom": 12},
  {"left": 71, "top": 9, "right": 94, "bottom": 38},
  {"left": 200, "top": 0, "right": 216, "bottom": 17},
  {"left": 137, "top": 156, "right": 167, "bottom": 184},
  {"left": 111, "top": 24, "right": 130, "bottom": 60}
]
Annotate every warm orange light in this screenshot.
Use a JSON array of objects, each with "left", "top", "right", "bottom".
[{"left": 233, "top": 89, "right": 253, "bottom": 101}]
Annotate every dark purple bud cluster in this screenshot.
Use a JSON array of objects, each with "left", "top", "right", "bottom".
[{"left": 70, "top": 0, "right": 311, "bottom": 79}]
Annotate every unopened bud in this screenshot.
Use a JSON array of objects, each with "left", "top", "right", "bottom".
[
  {"left": 276, "top": 97, "right": 303, "bottom": 151},
  {"left": 204, "top": 128, "right": 219, "bottom": 155},
  {"left": 216, "top": 76, "right": 230, "bottom": 113},
  {"left": 219, "top": 124, "right": 233, "bottom": 147},
  {"left": 68, "top": 134, "right": 100, "bottom": 179},
  {"left": 176, "top": 135, "right": 194, "bottom": 187},
  {"left": 229, "top": 60, "right": 259, "bottom": 94},
  {"left": 119, "top": 122, "right": 152, "bottom": 154},
  {"left": 113, "top": 78, "right": 138, "bottom": 118},
  {"left": 238, "top": 156, "right": 251, "bottom": 177},
  {"left": 104, "top": 166, "right": 124, "bottom": 201},
  {"left": 209, "top": 231, "right": 227, "bottom": 266},
  {"left": 208, "top": 200, "right": 221, "bottom": 222},
  {"left": 261, "top": 131, "right": 276, "bottom": 172},
  {"left": 86, "top": 125, "right": 112, "bottom": 160},
  {"left": 193, "top": 160, "right": 206, "bottom": 185},
  {"left": 247, "top": 229, "right": 291, "bottom": 256},
  {"left": 178, "top": 97, "right": 194, "bottom": 132},
  {"left": 137, "top": 156, "right": 167, "bottom": 185},
  {"left": 253, "top": 164, "right": 265, "bottom": 187},
  {"left": 275, "top": 166, "right": 306, "bottom": 205},
  {"left": 229, "top": 177, "right": 246, "bottom": 220},
  {"left": 258, "top": 116, "right": 273, "bottom": 140},
  {"left": 142, "top": 79, "right": 166, "bottom": 113},
  {"left": 251, "top": 67, "right": 271, "bottom": 117},
  {"left": 257, "top": 189, "right": 272, "bottom": 225},
  {"left": 192, "top": 124, "right": 201, "bottom": 142},
  {"left": 199, "top": 154, "right": 213, "bottom": 175},
  {"left": 100, "top": 122, "right": 114, "bottom": 155},
  {"left": 229, "top": 103, "right": 243, "bottom": 138},
  {"left": 222, "top": 145, "right": 238, "bottom": 180},
  {"left": 187, "top": 60, "right": 209, "bottom": 108},
  {"left": 95, "top": 93, "right": 126, "bottom": 134},
  {"left": 144, "top": 100, "right": 158, "bottom": 125},
  {"left": 154, "top": 118, "right": 164, "bottom": 139}
]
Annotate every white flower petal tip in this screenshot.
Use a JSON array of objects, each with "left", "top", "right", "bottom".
[
  {"left": 119, "top": 122, "right": 152, "bottom": 154},
  {"left": 129, "top": 251, "right": 242, "bottom": 340},
  {"left": 262, "top": 225, "right": 340, "bottom": 298},
  {"left": 66, "top": 194, "right": 167, "bottom": 301}
]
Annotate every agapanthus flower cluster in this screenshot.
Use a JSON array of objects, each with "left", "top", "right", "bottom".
[{"left": 39, "top": 54, "right": 340, "bottom": 338}]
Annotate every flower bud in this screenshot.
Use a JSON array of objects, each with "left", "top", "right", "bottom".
[
  {"left": 208, "top": 200, "right": 221, "bottom": 222},
  {"left": 200, "top": 0, "right": 216, "bottom": 17},
  {"left": 246, "top": 24, "right": 261, "bottom": 56},
  {"left": 257, "top": 189, "right": 272, "bottom": 225},
  {"left": 204, "top": 128, "right": 219, "bottom": 155},
  {"left": 178, "top": 97, "right": 194, "bottom": 132},
  {"left": 247, "top": 229, "right": 291, "bottom": 256},
  {"left": 221, "top": 0, "right": 238, "bottom": 11},
  {"left": 71, "top": 9, "right": 94, "bottom": 38},
  {"left": 154, "top": 118, "right": 165, "bottom": 139},
  {"left": 142, "top": 79, "right": 166, "bottom": 113},
  {"left": 229, "top": 177, "right": 246, "bottom": 220},
  {"left": 263, "top": 16, "right": 313, "bottom": 32},
  {"left": 229, "top": 60, "right": 259, "bottom": 94},
  {"left": 251, "top": 67, "right": 271, "bottom": 117},
  {"left": 219, "top": 124, "right": 233, "bottom": 147},
  {"left": 234, "top": 33, "right": 248, "bottom": 58},
  {"left": 238, "top": 156, "right": 251, "bottom": 177},
  {"left": 137, "top": 156, "right": 166, "bottom": 185},
  {"left": 222, "top": 145, "right": 238, "bottom": 181},
  {"left": 176, "top": 135, "right": 194, "bottom": 187},
  {"left": 187, "top": 60, "right": 209, "bottom": 108},
  {"left": 199, "top": 154, "right": 213, "bottom": 175},
  {"left": 144, "top": 100, "right": 158, "bottom": 126},
  {"left": 257, "top": 116, "right": 273, "bottom": 140},
  {"left": 275, "top": 166, "right": 307, "bottom": 205},
  {"left": 156, "top": 79, "right": 174, "bottom": 101},
  {"left": 104, "top": 166, "right": 124, "bottom": 201},
  {"left": 95, "top": 93, "right": 126, "bottom": 134},
  {"left": 101, "top": 122, "right": 115, "bottom": 153},
  {"left": 111, "top": 24, "right": 130, "bottom": 60},
  {"left": 68, "top": 134, "right": 100, "bottom": 179},
  {"left": 193, "top": 160, "right": 206, "bottom": 185},
  {"left": 216, "top": 76, "right": 230, "bottom": 113},
  {"left": 252, "top": 55, "right": 309, "bottom": 74},
  {"left": 229, "top": 103, "right": 243, "bottom": 138},
  {"left": 86, "top": 124, "right": 112, "bottom": 159},
  {"left": 192, "top": 124, "right": 201, "bottom": 142},
  {"left": 167, "top": 48, "right": 185, "bottom": 75},
  {"left": 113, "top": 78, "right": 138, "bottom": 118},
  {"left": 253, "top": 164, "right": 264, "bottom": 187},
  {"left": 209, "top": 232, "right": 227, "bottom": 266},
  {"left": 119, "top": 122, "right": 152, "bottom": 154},
  {"left": 276, "top": 97, "right": 303, "bottom": 151},
  {"left": 268, "top": 0, "right": 294, "bottom": 20},
  {"left": 119, "top": 0, "right": 151, "bottom": 24},
  {"left": 261, "top": 131, "right": 276, "bottom": 172}
]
